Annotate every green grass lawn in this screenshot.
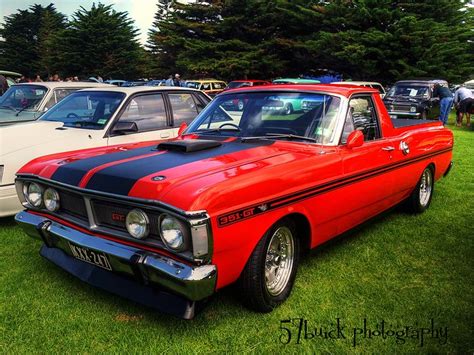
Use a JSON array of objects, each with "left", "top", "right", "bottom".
[{"left": 1, "top": 117, "right": 473, "bottom": 353}]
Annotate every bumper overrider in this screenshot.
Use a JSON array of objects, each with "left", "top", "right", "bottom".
[{"left": 15, "top": 190, "right": 217, "bottom": 319}]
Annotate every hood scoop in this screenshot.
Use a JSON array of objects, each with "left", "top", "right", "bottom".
[{"left": 157, "top": 139, "right": 222, "bottom": 153}]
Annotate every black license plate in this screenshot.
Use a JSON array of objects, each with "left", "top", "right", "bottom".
[{"left": 68, "top": 242, "right": 112, "bottom": 271}]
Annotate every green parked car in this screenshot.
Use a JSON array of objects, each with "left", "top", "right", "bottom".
[{"left": 267, "top": 79, "right": 322, "bottom": 114}]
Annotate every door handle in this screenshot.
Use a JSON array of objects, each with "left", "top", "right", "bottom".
[
  {"left": 160, "top": 133, "right": 170, "bottom": 138},
  {"left": 382, "top": 146, "right": 395, "bottom": 151}
]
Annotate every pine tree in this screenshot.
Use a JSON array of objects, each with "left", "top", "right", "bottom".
[
  {"left": 56, "top": 3, "right": 143, "bottom": 79},
  {"left": 0, "top": 4, "right": 66, "bottom": 77}
]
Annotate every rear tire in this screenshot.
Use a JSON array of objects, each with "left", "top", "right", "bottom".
[
  {"left": 237, "top": 218, "right": 300, "bottom": 312},
  {"left": 406, "top": 166, "right": 434, "bottom": 213}
]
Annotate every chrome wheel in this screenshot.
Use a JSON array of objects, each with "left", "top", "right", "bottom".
[
  {"left": 265, "top": 226, "right": 295, "bottom": 296},
  {"left": 419, "top": 169, "right": 433, "bottom": 207}
]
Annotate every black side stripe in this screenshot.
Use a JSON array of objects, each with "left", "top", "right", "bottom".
[
  {"left": 51, "top": 144, "right": 157, "bottom": 186},
  {"left": 85, "top": 140, "right": 275, "bottom": 195},
  {"left": 217, "top": 147, "right": 452, "bottom": 227}
]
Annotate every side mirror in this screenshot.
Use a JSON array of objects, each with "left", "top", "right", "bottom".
[
  {"left": 346, "top": 130, "right": 364, "bottom": 149},
  {"left": 112, "top": 121, "right": 138, "bottom": 134},
  {"left": 178, "top": 122, "right": 188, "bottom": 136}
]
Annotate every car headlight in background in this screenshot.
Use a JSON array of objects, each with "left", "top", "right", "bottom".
[
  {"left": 125, "top": 209, "right": 149, "bottom": 239},
  {"left": 410, "top": 106, "right": 417, "bottom": 113},
  {"left": 23, "top": 182, "right": 43, "bottom": 208},
  {"left": 43, "top": 188, "right": 60, "bottom": 212},
  {"left": 160, "top": 214, "right": 188, "bottom": 251}
]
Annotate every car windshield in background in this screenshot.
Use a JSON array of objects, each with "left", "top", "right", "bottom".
[
  {"left": 387, "top": 85, "right": 429, "bottom": 98},
  {"left": 227, "top": 82, "right": 251, "bottom": 89},
  {"left": 39, "top": 91, "right": 125, "bottom": 129},
  {"left": 186, "top": 92, "right": 342, "bottom": 144},
  {"left": 186, "top": 82, "right": 200, "bottom": 89},
  {"left": 0, "top": 85, "right": 47, "bottom": 111}
]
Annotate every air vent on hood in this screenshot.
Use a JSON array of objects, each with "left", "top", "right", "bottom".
[{"left": 157, "top": 139, "right": 222, "bottom": 153}]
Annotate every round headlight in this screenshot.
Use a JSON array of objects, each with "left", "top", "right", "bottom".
[
  {"left": 24, "top": 182, "right": 43, "bottom": 207},
  {"left": 160, "top": 215, "right": 186, "bottom": 251},
  {"left": 410, "top": 106, "right": 417, "bottom": 113},
  {"left": 43, "top": 188, "right": 60, "bottom": 212},
  {"left": 125, "top": 209, "right": 149, "bottom": 239}
]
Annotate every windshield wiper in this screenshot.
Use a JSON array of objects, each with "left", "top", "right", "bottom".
[
  {"left": 15, "top": 104, "right": 36, "bottom": 116},
  {"left": 0, "top": 105, "right": 18, "bottom": 112},
  {"left": 241, "top": 133, "right": 317, "bottom": 143}
]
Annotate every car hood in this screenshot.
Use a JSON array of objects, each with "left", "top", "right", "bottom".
[
  {"left": 0, "top": 108, "right": 38, "bottom": 123},
  {"left": 42, "top": 137, "right": 340, "bottom": 213}
]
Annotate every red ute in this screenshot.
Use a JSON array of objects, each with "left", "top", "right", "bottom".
[{"left": 15, "top": 84, "right": 453, "bottom": 318}]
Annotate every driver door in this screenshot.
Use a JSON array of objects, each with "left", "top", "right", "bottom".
[{"left": 336, "top": 94, "right": 396, "bottom": 233}]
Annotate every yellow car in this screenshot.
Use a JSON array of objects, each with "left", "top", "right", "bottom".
[{"left": 185, "top": 79, "right": 227, "bottom": 97}]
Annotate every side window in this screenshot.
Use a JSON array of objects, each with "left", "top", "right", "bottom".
[
  {"left": 342, "top": 96, "right": 381, "bottom": 143},
  {"left": 44, "top": 89, "right": 77, "bottom": 110},
  {"left": 201, "top": 83, "right": 211, "bottom": 91},
  {"left": 168, "top": 93, "right": 199, "bottom": 126},
  {"left": 212, "top": 82, "right": 224, "bottom": 90},
  {"left": 118, "top": 94, "right": 167, "bottom": 131},
  {"left": 193, "top": 93, "right": 209, "bottom": 112}
]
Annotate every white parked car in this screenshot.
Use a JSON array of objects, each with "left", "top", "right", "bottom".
[
  {"left": 332, "top": 81, "right": 386, "bottom": 98},
  {"left": 0, "top": 82, "right": 111, "bottom": 125},
  {"left": 0, "top": 86, "right": 211, "bottom": 216}
]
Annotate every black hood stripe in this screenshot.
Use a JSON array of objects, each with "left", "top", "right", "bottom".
[
  {"left": 51, "top": 144, "right": 157, "bottom": 186},
  {"left": 85, "top": 140, "right": 275, "bottom": 195}
]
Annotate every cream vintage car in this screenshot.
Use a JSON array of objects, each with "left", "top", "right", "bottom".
[
  {"left": 0, "top": 86, "right": 211, "bottom": 216},
  {"left": 0, "top": 81, "right": 111, "bottom": 125}
]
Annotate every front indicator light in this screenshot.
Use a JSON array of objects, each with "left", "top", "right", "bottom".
[
  {"left": 126, "top": 209, "right": 149, "bottom": 239},
  {"left": 43, "top": 188, "right": 60, "bottom": 212}
]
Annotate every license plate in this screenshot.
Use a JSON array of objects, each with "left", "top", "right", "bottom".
[{"left": 68, "top": 242, "right": 112, "bottom": 271}]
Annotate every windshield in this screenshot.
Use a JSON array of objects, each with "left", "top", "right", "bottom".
[
  {"left": 387, "top": 84, "right": 430, "bottom": 98},
  {"left": 186, "top": 92, "right": 342, "bottom": 144},
  {"left": 39, "top": 91, "right": 125, "bottom": 129},
  {"left": 0, "top": 85, "right": 47, "bottom": 111},
  {"left": 227, "top": 82, "right": 251, "bottom": 89},
  {"left": 186, "top": 82, "right": 200, "bottom": 89}
]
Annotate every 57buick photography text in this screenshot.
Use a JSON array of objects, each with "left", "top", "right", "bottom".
[{"left": 279, "top": 318, "right": 448, "bottom": 348}]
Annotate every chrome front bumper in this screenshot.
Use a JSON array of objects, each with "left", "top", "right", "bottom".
[{"left": 15, "top": 211, "right": 217, "bottom": 318}]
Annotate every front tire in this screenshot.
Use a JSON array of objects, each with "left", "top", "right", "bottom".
[
  {"left": 406, "top": 166, "right": 434, "bottom": 213},
  {"left": 237, "top": 218, "right": 300, "bottom": 312}
]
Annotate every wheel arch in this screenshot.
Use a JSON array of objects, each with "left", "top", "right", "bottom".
[{"left": 281, "top": 212, "right": 312, "bottom": 255}]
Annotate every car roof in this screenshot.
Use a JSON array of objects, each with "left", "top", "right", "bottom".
[
  {"left": 395, "top": 80, "right": 447, "bottom": 85},
  {"left": 78, "top": 85, "right": 206, "bottom": 94},
  {"left": 219, "top": 83, "right": 378, "bottom": 97},
  {"left": 332, "top": 81, "right": 383, "bottom": 86},
  {"left": 230, "top": 80, "right": 268, "bottom": 83},
  {"left": 273, "top": 78, "right": 321, "bottom": 83},
  {"left": 0, "top": 70, "right": 22, "bottom": 77},
  {"left": 12, "top": 82, "right": 112, "bottom": 89},
  {"left": 186, "top": 79, "right": 226, "bottom": 83}
]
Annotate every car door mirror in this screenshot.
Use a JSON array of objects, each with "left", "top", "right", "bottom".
[
  {"left": 346, "top": 130, "right": 364, "bottom": 149},
  {"left": 178, "top": 122, "right": 188, "bottom": 136},
  {"left": 112, "top": 121, "right": 138, "bottom": 134}
]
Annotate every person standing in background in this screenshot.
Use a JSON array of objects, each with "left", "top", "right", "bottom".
[
  {"left": 453, "top": 86, "right": 474, "bottom": 127},
  {"left": 0, "top": 75, "right": 8, "bottom": 95},
  {"left": 432, "top": 83, "right": 453, "bottom": 126},
  {"left": 165, "top": 75, "right": 173, "bottom": 86},
  {"left": 34, "top": 74, "right": 43, "bottom": 82}
]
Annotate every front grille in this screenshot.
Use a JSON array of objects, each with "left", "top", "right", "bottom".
[
  {"left": 58, "top": 190, "right": 88, "bottom": 221},
  {"left": 91, "top": 199, "right": 161, "bottom": 237},
  {"left": 392, "top": 104, "right": 411, "bottom": 112}
]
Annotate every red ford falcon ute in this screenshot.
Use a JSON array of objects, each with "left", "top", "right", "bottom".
[{"left": 15, "top": 84, "right": 453, "bottom": 319}]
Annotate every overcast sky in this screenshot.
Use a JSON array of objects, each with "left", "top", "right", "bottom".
[{"left": 0, "top": 0, "right": 159, "bottom": 45}]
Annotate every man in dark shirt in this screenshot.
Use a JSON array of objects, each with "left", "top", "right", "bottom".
[{"left": 433, "top": 83, "right": 453, "bottom": 125}]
